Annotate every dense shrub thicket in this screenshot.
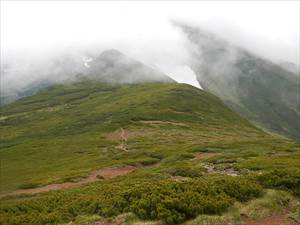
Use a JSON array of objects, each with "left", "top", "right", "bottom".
[
  {"left": 167, "top": 166, "right": 202, "bottom": 178},
  {"left": 256, "top": 169, "right": 300, "bottom": 197},
  {"left": 0, "top": 177, "right": 262, "bottom": 225}
]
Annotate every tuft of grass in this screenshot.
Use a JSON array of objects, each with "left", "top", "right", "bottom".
[
  {"left": 290, "top": 207, "right": 300, "bottom": 223},
  {"left": 63, "top": 215, "right": 102, "bottom": 225},
  {"left": 18, "top": 182, "right": 40, "bottom": 189},
  {"left": 184, "top": 204, "right": 242, "bottom": 225},
  {"left": 185, "top": 215, "right": 241, "bottom": 225},
  {"left": 239, "top": 190, "right": 293, "bottom": 219}
]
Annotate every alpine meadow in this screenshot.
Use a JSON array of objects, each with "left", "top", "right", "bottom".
[{"left": 0, "top": 1, "right": 299, "bottom": 225}]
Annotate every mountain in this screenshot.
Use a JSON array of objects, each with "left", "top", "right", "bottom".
[
  {"left": 85, "top": 49, "right": 174, "bottom": 83},
  {"left": 177, "top": 24, "right": 300, "bottom": 140},
  {"left": 1, "top": 55, "right": 299, "bottom": 225},
  {"left": 0, "top": 79, "right": 267, "bottom": 192},
  {"left": 0, "top": 49, "right": 173, "bottom": 105},
  {"left": 278, "top": 61, "right": 300, "bottom": 75}
]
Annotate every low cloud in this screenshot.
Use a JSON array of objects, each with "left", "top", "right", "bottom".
[{"left": 1, "top": 1, "right": 298, "bottom": 103}]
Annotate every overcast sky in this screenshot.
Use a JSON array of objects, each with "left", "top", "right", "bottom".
[{"left": 1, "top": 1, "right": 299, "bottom": 88}]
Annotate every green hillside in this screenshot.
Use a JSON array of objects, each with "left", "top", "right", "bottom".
[
  {"left": 177, "top": 24, "right": 300, "bottom": 140},
  {"left": 0, "top": 80, "right": 299, "bottom": 225},
  {"left": 0, "top": 80, "right": 262, "bottom": 192}
]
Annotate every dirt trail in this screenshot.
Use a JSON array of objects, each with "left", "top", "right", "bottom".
[
  {"left": 243, "top": 213, "right": 299, "bottom": 225},
  {"left": 108, "top": 128, "right": 131, "bottom": 152},
  {"left": 116, "top": 128, "right": 128, "bottom": 151},
  {"left": 108, "top": 128, "right": 131, "bottom": 141},
  {"left": 0, "top": 165, "right": 137, "bottom": 198},
  {"left": 1, "top": 128, "right": 140, "bottom": 198},
  {"left": 120, "top": 128, "right": 127, "bottom": 141}
]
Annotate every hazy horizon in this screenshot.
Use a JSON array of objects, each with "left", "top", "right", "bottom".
[{"left": 1, "top": 1, "right": 299, "bottom": 98}]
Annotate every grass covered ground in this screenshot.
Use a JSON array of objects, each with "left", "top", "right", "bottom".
[{"left": 0, "top": 80, "right": 299, "bottom": 224}]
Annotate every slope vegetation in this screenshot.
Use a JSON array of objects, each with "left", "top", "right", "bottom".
[
  {"left": 177, "top": 23, "right": 300, "bottom": 140},
  {"left": 0, "top": 80, "right": 264, "bottom": 192},
  {"left": 0, "top": 80, "right": 299, "bottom": 225}
]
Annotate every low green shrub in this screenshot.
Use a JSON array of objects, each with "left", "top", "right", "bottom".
[
  {"left": 18, "top": 182, "right": 40, "bottom": 189},
  {"left": 239, "top": 190, "right": 292, "bottom": 219},
  {"left": 138, "top": 157, "right": 161, "bottom": 166},
  {"left": 256, "top": 169, "right": 300, "bottom": 196},
  {"left": 162, "top": 153, "right": 195, "bottom": 163},
  {"left": 0, "top": 177, "right": 263, "bottom": 225},
  {"left": 168, "top": 167, "right": 201, "bottom": 178},
  {"left": 291, "top": 207, "right": 300, "bottom": 223}
]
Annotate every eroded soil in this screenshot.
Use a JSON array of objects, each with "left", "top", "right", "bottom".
[{"left": 0, "top": 165, "right": 137, "bottom": 198}]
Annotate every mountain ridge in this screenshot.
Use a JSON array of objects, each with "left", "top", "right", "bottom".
[
  {"left": 85, "top": 49, "right": 174, "bottom": 84},
  {"left": 177, "top": 23, "right": 300, "bottom": 140},
  {"left": 0, "top": 79, "right": 267, "bottom": 192}
]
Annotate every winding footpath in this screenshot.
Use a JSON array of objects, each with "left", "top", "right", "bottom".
[{"left": 0, "top": 165, "right": 137, "bottom": 198}]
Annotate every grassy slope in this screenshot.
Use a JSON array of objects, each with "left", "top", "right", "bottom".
[
  {"left": 177, "top": 24, "right": 300, "bottom": 140},
  {"left": 0, "top": 80, "right": 299, "bottom": 225},
  {"left": 0, "top": 79, "right": 265, "bottom": 192},
  {"left": 203, "top": 52, "right": 300, "bottom": 140}
]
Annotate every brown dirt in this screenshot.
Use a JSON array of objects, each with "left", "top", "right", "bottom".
[
  {"left": 93, "top": 165, "right": 136, "bottom": 179},
  {"left": 107, "top": 128, "right": 142, "bottom": 141},
  {"left": 107, "top": 128, "right": 129, "bottom": 141},
  {"left": 0, "top": 165, "right": 137, "bottom": 198},
  {"left": 107, "top": 128, "right": 128, "bottom": 151},
  {"left": 243, "top": 213, "right": 299, "bottom": 225}
]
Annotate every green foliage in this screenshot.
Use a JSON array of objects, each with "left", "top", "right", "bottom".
[
  {"left": 0, "top": 177, "right": 263, "bottom": 225},
  {"left": 291, "top": 207, "right": 300, "bottom": 223},
  {"left": 136, "top": 157, "right": 161, "bottom": 166},
  {"left": 0, "top": 80, "right": 299, "bottom": 225},
  {"left": 256, "top": 169, "right": 300, "bottom": 196},
  {"left": 239, "top": 190, "right": 293, "bottom": 219},
  {"left": 162, "top": 153, "right": 195, "bottom": 164},
  {"left": 167, "top": 166, "right": 201, "bottom": 178},
  {"left": 0, "top": 81, "right": 267, "bottom": 192},
  {"left": 63, "top": 215, "right": 102, "bottom": 225},
  {"left": 18, "top": 182, "right": 40, "bottom": 189},
  {"left": 181, "top": 24, "right": 300, "bottom": 139},
  {"left": 185, "top": 214, "right": 240, "bottom": 225}
]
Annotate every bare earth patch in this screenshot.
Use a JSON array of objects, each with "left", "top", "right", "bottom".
[
  {"left": 107, "top": 128, "right": 143, "bottom": 141},
  {"left": 0, "top": 165, "right": 137, "bottom": 198},
  {"left": 93, "top": 165, "right": 137, "bottom": 179},
  {"left": 107, "top": 128, "right": 144, "bottom": 152},
  {"left": 242, "top": 213, "right": 299, "bottom": 225}
]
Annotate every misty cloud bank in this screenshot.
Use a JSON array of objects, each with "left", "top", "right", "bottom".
[
  {"left": 1, "top": 0, "right": 299, "bottom": 104},
  {"left": 1, "top": 19, "right": 299, "bottom": 104}
]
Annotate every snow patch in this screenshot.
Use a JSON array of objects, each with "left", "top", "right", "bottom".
[{"left": 82, "top": 56, "right": 93, "bottom": 68}]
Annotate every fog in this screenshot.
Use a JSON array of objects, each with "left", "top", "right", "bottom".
[{"left": 1, "top": 1, "right": 299, "bottom": 102}]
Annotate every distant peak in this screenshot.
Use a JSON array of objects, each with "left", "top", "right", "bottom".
[{"left": 99, "top": 49, "right": 125, "bottom": 59}]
